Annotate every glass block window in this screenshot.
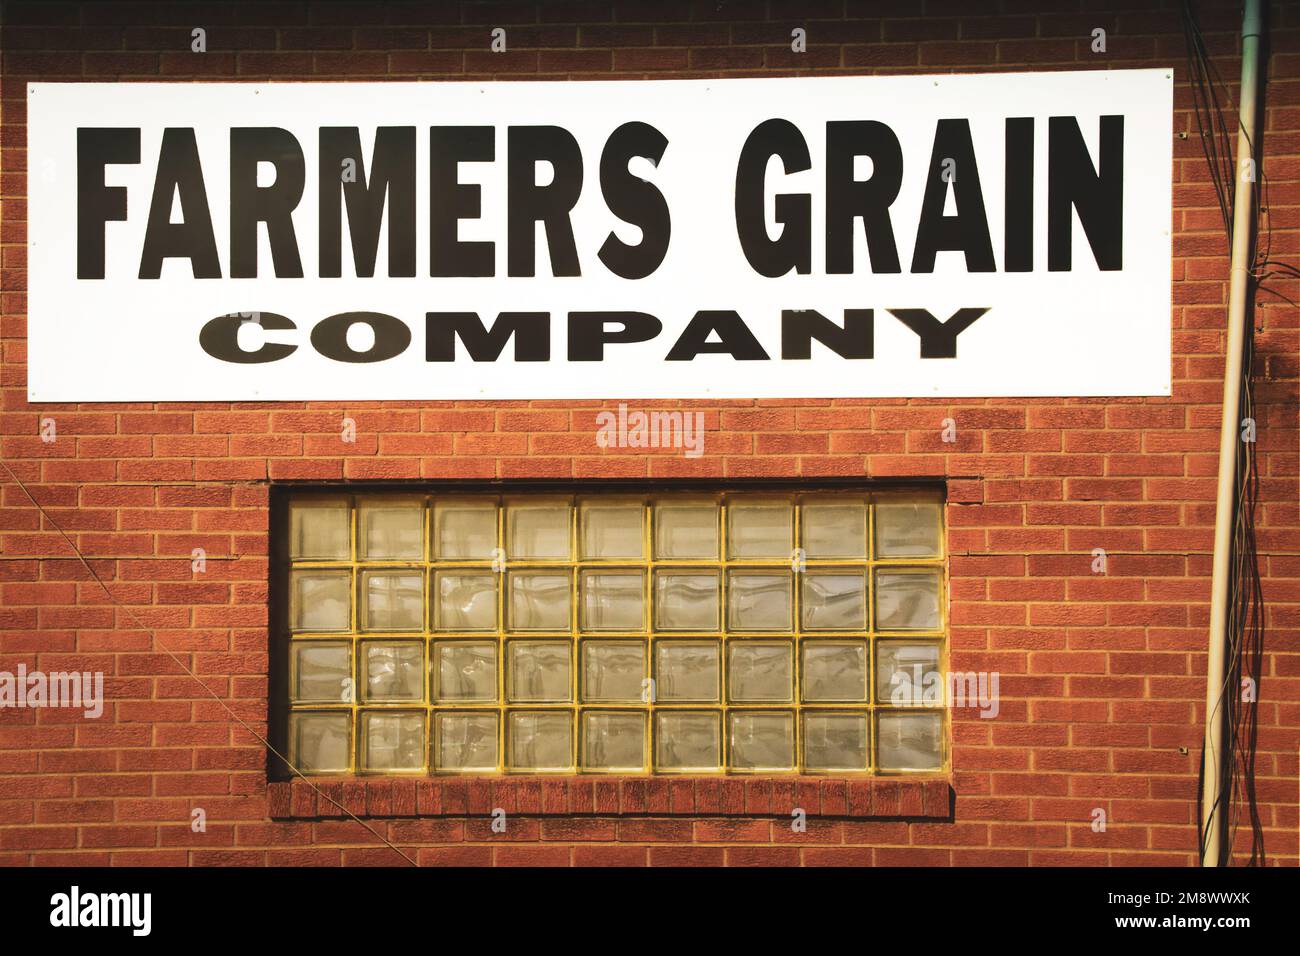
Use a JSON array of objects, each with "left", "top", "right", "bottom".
[{"left": 281, "top": 490, "right": 946, "bottom": 775}]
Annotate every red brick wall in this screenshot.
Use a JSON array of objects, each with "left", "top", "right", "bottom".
[{"left": 1, "top": 0, "right": 1298, "bottom": 867}]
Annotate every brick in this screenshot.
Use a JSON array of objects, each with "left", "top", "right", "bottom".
[{"left": 0, "top": 0, "right": 1294, "bottom": 873}]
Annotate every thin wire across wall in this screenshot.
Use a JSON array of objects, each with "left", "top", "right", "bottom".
[{"left": 0, "top": 461, "right": 419, "bottom": 867}]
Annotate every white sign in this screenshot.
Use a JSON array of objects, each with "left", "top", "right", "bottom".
[{"left": 27, "top": 71, "right": 1172, "bottom": 401}]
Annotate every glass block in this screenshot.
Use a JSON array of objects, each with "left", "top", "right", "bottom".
[
  {"left": 289, "top": 499, "right": 349, "bottom": 560},
  {"left": 361, "top": 641, "right": 424, "bottom": 702},
  {"left": 875, "top": 569, "right": 942, "bottom": 631},
  {"left": 653, "top": 571, "right": 720, "bottom": 631},
  {"left": 580, "top": 501, "right": 645, "bottom": 559},
  {"left": 874, "top": 500, "right": 942, "bottom": 558},
  {"left": 729, "top": 712, "right": 794, "bottom": 770},
  {"left": 801, "top": 641, "right": 868, "bottom": 702},
  {"left": 434, "top": 642, "right": 497, "bottom": 702},
  {"left": 727, "top": 641, "right": 793, "bottom": 702},
  {"left": 508, "top": 711, "right": 573, "bottom": 771},
  {"left": 507, "top": 500, "right": 571, "bottom": 560},
  {"left": 803, "top": 713, "right": 869, "bottom": 771},
  {"left": 653, "top": 501, "right": 719, "bottom": 559},
  {"left": 581, "top": 641, "right": 646, "bottom": 702},
  {"left": 727, "top": 571, "right": 792, "bottom": 630},
  {"left": 361, "top": 711, "right": 426, "bottom": 772},
  {"left": 877, "top": 711, "right": 943, "bottom": 771},
  {"left": 582, "top": 712, "right": 646, "bottom": 771},
  {"left": 877, "top": 641, "right": 942, "bottom": 706},
  {"left": 655, "top": 712, "right": 721, "bottom": 771},
  {"left": 581, "top": 571, "right": 645, "bottom": 632},
  {"left": 801, "top": 572, "right": 867, "bottom": 630},
  {"left": 291, "top": 570, "right": 351, "bottom": 632},
  {"left": 435, "top": 571, "right": 498, "bottom": 631},
  {"left": 291, "top": 712, "right": 351, "bottom": 773},
  {"left": 435, "top": 712, "right": 498, "bottom": 772},
  {"left": 291, "top": 641, "right": 351, "bottom": 703},
  {"left": 507, "top": 641, "right": 571, "bottom": 702},
  {"left": 362, "top": 570, "right": 423, "bottom": 631},
  {"left": 508, "top": 572, "right": 571, "bottom": 630},
  {"left": 434, "top": 500, "right": 497, "bottom": 560},
  {"left": 358, "top": 498, "right": 423, "bottom": 560},
  {"left": 727, "top": 500, "right": 792, "bottom": 559},
  {"left": 801, "top": 499, "right": 866, "bottom": 558},
  {"left": 654, "top": 641, "right": 720, "bottom": 703}
]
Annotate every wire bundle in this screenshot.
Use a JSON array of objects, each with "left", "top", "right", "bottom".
[{"left": 1182, "top": 0, "right": 1269, "bottom": 867}]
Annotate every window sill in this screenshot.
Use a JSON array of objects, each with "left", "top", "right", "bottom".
[{"left": 267, "top": 776, "right": 952, "bottom": 820}]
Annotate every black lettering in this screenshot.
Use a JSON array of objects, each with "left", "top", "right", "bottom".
[
  {"left": 911, "top": 119, "right": 995, "bottom": 273},
  {"left": 568, "top": 312, "right": 662, "bottom": 361},
  {"left": 199, "top": 312, "right": 296, "bottom": 364},
  {"left": 734, "top": 119, "right": 811, "bottom": 277},
  {"left": 666, "top": 311, "right": 770, "bottom": 361},
  {"left": 139, "top": 128, "right": 220, "bottom": 280},
  {"left": 1048, "top": 115, "right": 1123, "bottom": 271},
  {"left": 430, "top": 126, "right": 495, "bottom": 278},
  {"left": 425, "top": 312, "right": 550, "bottom": 362},
  {"left": 310, "top": 311, "right": 410, "bottom": 363},
  {"left": 1004, "top": 118, "right": 1034, "bottom": 273},
  {"left": 319, "top": 127, "right": 416, "bottom": 278},
  {"left": 825, "top": 122, "right": 902, "bottom": 274},
  {"left": 77, "top": 128, "right": 140, "bottom": 279},
  {"left": 887, "top": 307, "right": 988, "bottom": 358},
  {"left": 230, "top": 127, "right": 305, "bottom": 278},
  {"left": 782, "top": 309, "right": 873, "bottom": 359},
  {"left": 507, "top": 127, "right": 583, "bottom": 277},
  {"left": 597, "top": 122, "right": 671, "bottom": 280}
]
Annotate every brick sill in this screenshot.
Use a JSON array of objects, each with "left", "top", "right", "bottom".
[{"left": 268, "top": 776, "right": 952, "bottom": 821}]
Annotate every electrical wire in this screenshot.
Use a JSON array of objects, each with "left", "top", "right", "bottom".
[{"left": 1182, "top": 0, "right": 1269, "bottom": 867}]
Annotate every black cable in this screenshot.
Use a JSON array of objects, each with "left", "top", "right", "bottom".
[
  {"left": 1182, "top": 0, "right": 1268, "bottom": 867},
  {"left": 1181, "top": 1, "right": 1236, "bottom": 241}
]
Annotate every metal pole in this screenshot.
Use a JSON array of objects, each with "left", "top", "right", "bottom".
[{"left": 1200, "top": 0, "right": 1264, "bottom": 868}]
